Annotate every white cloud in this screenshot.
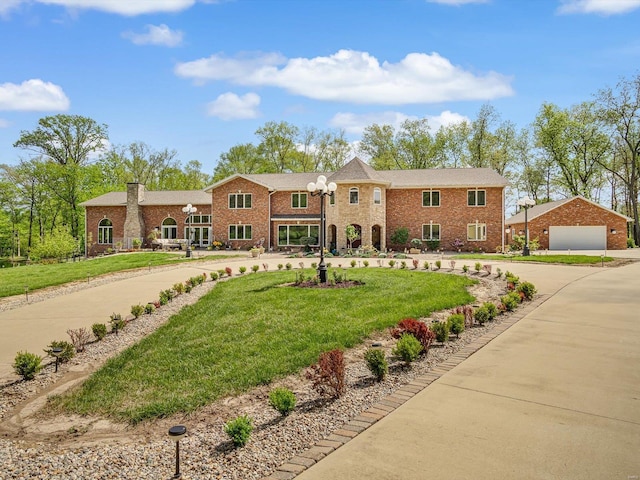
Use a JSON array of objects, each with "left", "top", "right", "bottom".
[
  {"left": 206, "top": 92, "right": 261, "bottom": 120},
  {"left": 427, "top": 0, "right": 489, "bottom": 5},
  {"left": 0, "top": 0, "right": 23, "bottom": 17},
  {"left": 175, "top": 49, "right": 513, "bottom": 105},
  {"left": 122, "top": 24, "right": 184, "bottom": 47},
  {"left": 0, "top": 79, "right": 70, "bottom": 111},
  {"left": 0, "top": 119, "right": 10, "bottom": 128},
  {"left": 2, "top": 0, "right": 198, "bottom": 16},
  {"left": 330, "top": 110, "right": 469, "bottom": 135},
  {"left": 558, "top": 0, "right": 640, "bottom": 15}
]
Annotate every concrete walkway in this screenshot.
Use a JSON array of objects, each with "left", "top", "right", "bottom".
[{"left": 295, "top": 255, "right": 640, "bottom": 479}]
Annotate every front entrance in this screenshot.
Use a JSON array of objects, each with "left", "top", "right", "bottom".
[
  {"left": 371, "top": 224, "right": 381, "bottom": 251},
  {"left": 185, "top": 226, "right": 211, "bottom": 248}
]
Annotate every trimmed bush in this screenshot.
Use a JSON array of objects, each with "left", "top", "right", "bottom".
[
  {"left": 431, "top": 320, "right": 449, "bottom": 343},
  {"left": 392, "top": 333, "right": 422, "bottom": 364},
  {"left": 13, "top": 351, "right": 42, "bottom": 380},
  {"left": 501, "top": 291, "right": 521, "bottom": 311},
  {"left": 447, "top": 313, "right": 465, "bottom": 338},
  {"left": 210, "top": 271, "right": 219, "bottom": 281},
  {"left": 224, "top": 415, "right": 254, "bottom": 447},
  {"left": 251, "top": 265, "right": 259, "bottom": 273},
  {"left": 364, "top": 348, "right": 388, "bottom": 381},
  {"left": 239, "top": 266, "right": 247, "bottom": 274},
  {"left": 44, "top": 340, "right": 75, "bottom": 363},
  {"left": 173, "top": 282, "right": 185, "bottom": 295},
  {"left": 131, "top": 304, "right": 144, "bottom": 319},
  {"left": 474, "top": 306, "right": 490, "bottom": 325},
  {"left": 225, "top": 266, "right": 233, "bottom": 276},
  {"left": 390, "top": 318, "right": 435, "bottom": 354},
  {"left": 110, "top": 313, "right": 126, "bottom": 333},
  {"left": 92, "top": 323, "right": 107, "bottom": 341},
  {"left": 484, "top": 302, "right": 498, "bottom": 319},
  {"left": 144, "top": 303, "right": 155, "bottom": 314},
  {"left": 306, "top": 349, "right": 346, "bottom": 398},
  {"left": 517, "top": 281, "right": 537, "bottom": 300},
  {"left": 268, "top": 387, "right": 297, "bottom": 416}
]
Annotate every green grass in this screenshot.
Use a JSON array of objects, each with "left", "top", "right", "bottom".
[
  {"left": 0, "top": 252, "right": 238, "bottom": 298},
  {"left": 52, "top": 269, "right": 475, "bottom": 423},
  {"left": 453, "top": 254, "right": 614, "bottom": 265}
]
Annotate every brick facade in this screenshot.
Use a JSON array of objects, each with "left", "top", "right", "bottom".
[{"left": 505, "top": 197, "right": 628, "bottom": 251}]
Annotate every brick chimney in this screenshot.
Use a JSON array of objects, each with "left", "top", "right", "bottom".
[{"left": 124, "top": 183, "right": 146, "bottom": 247}]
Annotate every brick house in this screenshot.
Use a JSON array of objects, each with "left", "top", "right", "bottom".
[
  {"left": 504, "top": 196, "right": 631, "bottom": 251},
  {"left": 82, "top": 157, "right": 509, "bottom": 255}
]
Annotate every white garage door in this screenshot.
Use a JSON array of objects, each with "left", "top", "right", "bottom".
[{"left": 549, "top": 226, "right": 606, "bottom": 250}]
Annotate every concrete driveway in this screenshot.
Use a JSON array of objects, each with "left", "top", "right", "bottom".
[{"left": 295, "top": 253, "right": 640, "bottom": 479}]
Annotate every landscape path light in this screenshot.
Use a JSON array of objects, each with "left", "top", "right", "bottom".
[
  {"left": 168, "top": 425, "right": 187, "bottom": 479},
  {"left": 307, "top": 175, "right": 337, "bottom": 283},
  {"left": 52, "top": 347, "right": 63, "bottom": 373},
  {"left": 181, "top": 204, "right": 197, "bottom": 258},
  {"left": 517, "top": 196, "right": 535, "bottom": 256}
]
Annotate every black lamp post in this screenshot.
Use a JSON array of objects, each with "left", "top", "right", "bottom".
[
  {"left": 307, "top": 175, "right": 337, "bottom": 283},
  {"left": 52, "top": 347, "right": 63, "bottom": 373},
  {"left": 517, "top": 196, "right": 535, "bottom": 256},
  {"left": 181, "top": 204, "right": 197, "bottom": 258},
  {"left": 168, "top": 425, "right": 187, "bottom": 479}
]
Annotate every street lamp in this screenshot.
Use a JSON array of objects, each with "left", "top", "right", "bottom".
[
  {"left": 307, "top": 175, "right": 337, "bottom": 283},
  {"left": 181, "top": 204, "right": 197, "bottom": 258},
  {"left": 517, "top": 196, "right": 536, "bottom": 256}
]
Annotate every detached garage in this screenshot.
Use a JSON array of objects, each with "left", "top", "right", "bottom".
[{"left": 505, "top": 196, "right": 631, "bottom": 251}]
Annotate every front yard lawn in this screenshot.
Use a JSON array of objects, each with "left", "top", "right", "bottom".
[
  {"left": 52, "top": 269, "right": 475, "bottom": 423},
  {"left": 453, "top": 254, "right": 614, "bottom": 265}
]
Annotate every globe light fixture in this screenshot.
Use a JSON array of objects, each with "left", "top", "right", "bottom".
[
  {"left": 307, "top": 175, "right": 337, "bottom": 283},
  {"left": 181, "top": 204, "right": 197, "bottom": 258},
  {"left": 517, "top": 196, "right": 536, "bottom": 256}
]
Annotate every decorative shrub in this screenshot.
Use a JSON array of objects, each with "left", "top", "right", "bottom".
[
  {"left": 218, "top": 269, "right": 226, "bottom": 278},
  {"left": 173, "top": 282, "right": 184, "bottom": 295},
  {"left": 505, "top": 271, "right": 520, "bottom": 286},
  {"left": 251, "top": 265, "right": 259, "bottom": 273},
  {"left": 364, "top": 348, "right": 388, "bottom": 381},
  {"left": 285, "top": 263, "right": 292, "bottom": 270},
  {"left": 496, "top": 267, "right": 503, "bottom": 278},
  {"left": 268, "top": 387, "right": 297, "bottom": 416},
  {"left": 184, "top": 283, "right": 192, "bottom": 293},
  {"left": 44, "top": 340, "right": 75, "bottom": 363},
  {"left": 474, "top": 262, "right": 482, "bottom": 273},
  {"left": 390, "top": 227, "right": 409, "bottom": 248},
  {"left": 239, "top": 266, "right": 247, "bottom": 274},
  {"left": 210, "top": 271, "right": 219, "bottom": 281},
  {"left": 426, "top": 239, "right": 440, "bottom": 251},
  {"left": 110, "top": 313, "right": 126, "bottom": 333},
  {"left": 482, "top": 264, "right": 492, "bottom": 275},
  {"left": 423, "top": 261, "right": 430, "bottom": 270},
  {"left": 462, "top": 265, "right": 469, "bottom": 273},
  {"left": 277, "top": 263, "right": 283, "bottom": 270},
  {"left": 447, "top": 314, "right": 465, "bottom": 337},
  {"left": 501, "top": 291, "right": 521, "bottom": 311},
  {"left": 474, "top": 306, "right": 490, "bottom": 325},
  {"left": 306, "top": 349, "right": 346, "bottom": 398},
  {"left": 388, "top": 260, "right": 396, "bottom": 268},
  {"left": 13, "top": 351, "right": 42, "bottom": 380},
  {"left": 262, "top": 263, "right": 269, "bottom": 271},
  {"left": 350, "top": 259, "right": 357, "bottom": 268},
  {"left": 484, "top": 302, "right": 498, "bottom": 319},
  {"left": 131, "top": 304, "right": 144, "bottom": 319},
  {"left": 390, "top": 318, "right": 435, "bottom": 354},
  {"left": 431, "top": 320, "right": 449, "bottom": 343},
  {"left": 225, "top": 266, "right": 233, "bottom": 276},
  {"left": 363, "top": 260, "right": 369, "bottom": 267},
  {"left": 517, "top": 281, "right": 537, "bottom": 300},
  {"left": 67, "top": 327, "right": 91, "bottom": 352},
  {"left": 92, "top": 323, "right": 107, "bottom": 341},
  {"left": 435, "top": 260, "right": 442, "bottom": 270},
  {"left": 400, "top": 261, "right": 407, "bottom": 269},
  {"left": 449, "top": 260, "right": 456, "bottom": 270},
  {"left": 224, "top": 415, "right": 254, "bottom": 447},
  {"left": 452, "top": 305, "right": 474, "bottom": 327},
  {"left": 392, "top": 333, "right": 422, "bottom": 365},
  {"left": 410, "top": 238, "right": 422, "bottom": 249}
]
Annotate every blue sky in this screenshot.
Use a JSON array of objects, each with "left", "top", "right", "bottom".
[{"left": 1, "top": 0, "right": 640, "bottom": 174}]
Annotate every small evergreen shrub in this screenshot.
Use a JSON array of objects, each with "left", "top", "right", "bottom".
[
  {"left": 306, "top": 349, "right": 346, "bottom": 398},
  {"left": 390, "top": 318, "right": 436, "bottom": 353},
  {"left": 44, "top": 340, "right": 75, "bottom": 363},
  {"left": 474, "top": 306, "right": 490, "bottom": 325},
  {"left": 400, "top": 261, "right": 407, "bottom": 269},
  {"left": 92, "top": 323, "right": 107, "bottom": 341},
  {"left": 13, "top": 351, "right": 42, "bottom": 380},
  {"left": 184, "top": 283, "right": 192, "bottom": 293},
  {"left": 423, "top": 261, "right": 430, "bottom": 270},
  {"left": 268, "top": 387, "right": 297, "bottom": 416},
  {"left": 218, "top": 269, "right": 226, "bottom": 278},
  {"left": 484, "top": 302, "right": 498, "bottom": 319},
  {"left": 517, "top": 281, "right": 537, "bottom": 300},
  {"left": 285, "top": 262, "right": 292, "bottom": 270},
  {"left": 251, "top": 265, "right": 259, "bottom": 273},
  {"left": 363, "top": 260, "right": 369, "bottom": 267},
  {"left": 130, "top": 304, "right": 144, "bottom": 319},
  {"left": 110, "top": 313, "right": 126, "bottom": 333},
  {"left": 452, "top": 305, "right": 475, "bottom": 327},
  {"left": 501, "top": 291, "right": 521, "bottom": 311},
  {"left": 224, "top": 415, "right": 254, "bottom": 447},
  {"left": 239, "top": 266, "right": 247, "bottom": 274},
  {"left": 364, "top": 348, "right": 388, "bottom": 381},
  {"left": 388, "top": 260, "right": 396, "bottom": 268},
  {"left": 431, "top": 320, "right": 449, "bottom": 343},
  {"left": 392, "top": 333, "right": 422, "bottom": 365},
  {"left": 350, "top": 259, "right": 357, "bottom": 268},
  {"left": 462, "top": 265, "right": 469, "bottom": 273},
  {"left": 435, "top": 260, "right": 441, "bottom": 270},
  {"left": 173, "top": 282, "right": 185, "bottom": 295},
  {"left": 210, "top": 271, "right": 219, "bottom": 281},
  {"left": 474, "top": 262, "right": 482, "bottom": 273},
  {"left": 628, "top": 237, "right": 636, "bottom": 248},
  {"left": 277, "top": 263, "right": 283, "bottom": 270},
  {"left": 496, "top": 267, "right": 502, "bottom": 278},
  {"left": 447, "top": 313, "right": 465, "bottom": 337}
]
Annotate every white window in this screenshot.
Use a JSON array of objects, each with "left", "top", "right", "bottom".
[
  {"left": 162, "top": 218, "right": 177, "bottom": 239},
  {"left": 292, "top": 192, "right": 308, "bottom": 209},
  {"left": 349, "top": 187, "right": 359, "bottom": 205},
  {"left": 467, "top": 223, "right": 487, "bottom": 241},
  {"left": 229, "top": 193, "right": 252, "bottom": 209},
  {"left": 373, "top": 187, "right": 381, "bottom": 205},
  {"left": 422, "top": 190, "right": 440, "bottom": 207},
  {"left": 422, "top": 223, "right": 441, "bottom": 240},
  {"left": 229, "top": 224, "right": 252, "bottom": 240},
  {"left": 98, "top": 218, "right": 113, "bottom": 244},
  {"left": 468, "top": 189, "right": 486, "bottom": 207},
  {"left": 188, "top": 214, "right": 211, "bottom": 225},
  {"left": 278, "top": 225, "right": 320, "bottom": 246}
]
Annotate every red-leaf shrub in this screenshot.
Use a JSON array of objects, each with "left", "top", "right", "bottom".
[
  {"left": 390, "top": 318, "right": 435, "bottom": 354},
  {"left": 305, "top": 349, "right": 346, "bottom": 398},
  {"left": 452, "top": 305, "right": 474, "bottom": 327}
]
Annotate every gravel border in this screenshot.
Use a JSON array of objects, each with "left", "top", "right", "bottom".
[{"left": 0, "top": 270, "right": 533, "bottom": 480}]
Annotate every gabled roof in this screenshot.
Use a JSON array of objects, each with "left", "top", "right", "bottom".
[
  {"left": 327, "top": 157, "right": 388, "bottom": 185},
  {"left": 81, "top": 190, "right": 211, "bottom": 207},
  {"left": 506, "top": 195, "right": 633, "bottom": 224},
  {"left": 379, "top": 167, "right": 508, "bottom": 188}
]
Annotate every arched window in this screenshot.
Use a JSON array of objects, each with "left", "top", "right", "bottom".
[
  {"left": 162, "top": 217, "right": 178, "bottom": 239},
  {"left": 98, "top": 218, "right": 113, "bottom": 244},
  {"left": 373, "top": 187, "right": 381, "bottom": 205},
  {"left": 349, "top": 187, "right": 359, "bottom": 205}
]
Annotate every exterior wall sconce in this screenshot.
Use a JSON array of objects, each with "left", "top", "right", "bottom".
[
  {"left": 543, "top": 229, "right": 548, "bottom": 234},
  {"left": 518, "top": 230, "right": 524, "bottom": 235},
  {"left": 168, "top": 425, "right": 187, "bottom": 479},
  {"left": 610, "top": 228, "right": 617, "bottom": 234},
  {"left": 505, "top": 227, "right": 511, "bottom": 234}
]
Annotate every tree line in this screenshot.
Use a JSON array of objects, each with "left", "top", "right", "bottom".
[{"left": 1, "top": 73, "right": 639, "bottom": 258}]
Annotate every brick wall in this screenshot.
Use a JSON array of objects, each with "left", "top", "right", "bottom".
[
  {"left": 386, "top": 187, "right": 504, "bottom": 252},
  {"left": 506, "top": 197, "right": 628, "bottom": 250}
]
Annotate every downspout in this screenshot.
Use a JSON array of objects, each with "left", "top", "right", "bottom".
[
  {"left": 501, "top": 187, "right": 505, "bottom": 253},
  {"left": 268, "top": 190, "right": 276, "bottom": 250},
  {"left": 84, "top": 208, "right": 87, "bottom": 257}
]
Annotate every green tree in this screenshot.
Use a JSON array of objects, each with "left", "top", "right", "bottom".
[
  {"left": 256, "top": 121, "right": 299, "bottom": 173},
  {"left": 213, "top": 143, "right": 265, "bottom": 181},
  {"left": 359, "top": 124, "right": 399, "bottom": 169}
]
